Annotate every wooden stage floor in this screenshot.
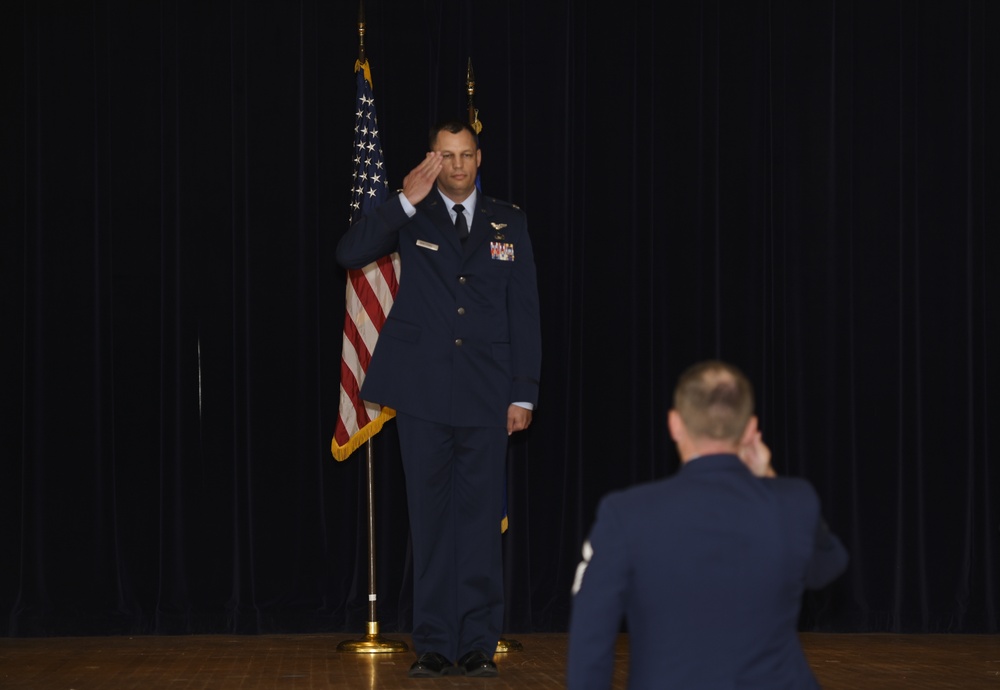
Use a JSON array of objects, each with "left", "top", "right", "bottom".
[{"left": 1, "top": 632, "right": 997, "bottom": 689}]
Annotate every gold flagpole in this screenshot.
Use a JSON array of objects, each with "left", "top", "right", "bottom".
[
  {"left": 467, "top": 55, "right": 522, "bottom": 656},
  {"left": 338, "top": 4, "right": 407, "bottom": 654},
  {"left": 337, "top": 442, "right": 406, "bottom": 652},
  {"left": 466, "top": 58, "right": 482, "bottom": 135}
]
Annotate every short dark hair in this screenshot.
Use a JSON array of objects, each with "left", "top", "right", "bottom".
[
  {"left": 673, "top": 360, "right": 755, "bottom": 442},
  {"left": 429, "top": 120, "right": 479, "bottom": 149}
]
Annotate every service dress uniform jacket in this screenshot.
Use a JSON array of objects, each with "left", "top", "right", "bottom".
[
  {"left": 567, "top": 454, "right": 848, "bottom": 690},
  {"left": 336, "top": 190, "right": 541, "bottom": 425}
]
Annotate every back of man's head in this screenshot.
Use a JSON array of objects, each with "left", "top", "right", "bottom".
[{"left": 673, "top": 360, "right": 754, "bottom": 443}]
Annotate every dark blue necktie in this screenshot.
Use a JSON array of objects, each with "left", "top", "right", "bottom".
[{"left": 453, "top": 204, "right": 469, "bottom": 241}]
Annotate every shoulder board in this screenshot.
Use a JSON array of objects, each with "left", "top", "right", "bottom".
[{"left": 486, "top": 197, "right": 521, "bottom": 211}]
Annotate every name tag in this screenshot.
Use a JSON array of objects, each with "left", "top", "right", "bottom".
[
  {"left": 490, "top": 242, "right": 515, "bottom": 261},
  {"left": 416, "top": 239, "right": 439, "bottom": 251}
]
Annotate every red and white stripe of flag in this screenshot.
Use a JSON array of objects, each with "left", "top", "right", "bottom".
[{"left": 332, "top": 253, "right": 399, "bottom": 461}]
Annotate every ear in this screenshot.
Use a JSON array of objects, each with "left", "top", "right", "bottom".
[
  {"left": 739, "top": 415, "right": 759, "bottom": 446},
  {"left": 667, "top": 409, "right": 684, "bottom": 442},
  {"left": 475, "top": 148, "right": 482, "bottom": 167}
]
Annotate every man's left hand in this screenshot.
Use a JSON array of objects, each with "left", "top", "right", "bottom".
[{"left": 507, "top": 405, "right": 532, "bottom": 435}]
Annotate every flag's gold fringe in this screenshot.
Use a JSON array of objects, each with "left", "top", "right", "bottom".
[
  {"left": 355, "top": 60, "right": 372, "bottom": 88},
  {"left": 500, "top": 515, "right": 508, "bottom": 534},
  {"left": 331, "top": 407, "right": 396, "bottom": 462}
]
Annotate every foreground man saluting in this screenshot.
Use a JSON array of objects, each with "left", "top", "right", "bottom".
[{"left": 567, "top": 360, "right": 847, "bottom": 689}]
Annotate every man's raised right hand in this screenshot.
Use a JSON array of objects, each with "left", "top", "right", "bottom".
[{"left": 401, "top": 151, "right": 444, "bottom": 206}]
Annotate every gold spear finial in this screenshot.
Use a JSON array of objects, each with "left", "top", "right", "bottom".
[{"left": 355, "top": 1, "right": 371, "bottom": 84}]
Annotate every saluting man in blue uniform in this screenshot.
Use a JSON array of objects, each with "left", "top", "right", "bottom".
[
  {"left": 567, "top": 360, "right": 848, "bottom": 689},
  {"left": 337, "top": 120, "right": 542, "bottom": 679}
]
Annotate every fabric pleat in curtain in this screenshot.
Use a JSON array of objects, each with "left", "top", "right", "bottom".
[{"left": 1, "top": 0, "right": 996, "bottom": 636}]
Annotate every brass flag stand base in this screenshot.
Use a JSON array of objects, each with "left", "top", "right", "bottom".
[
  {"left": 337, "top": 622, "right": 408, "bottom": 654},
  {"left": 496, "top": 638, "right": 523, "bottom": 653}
]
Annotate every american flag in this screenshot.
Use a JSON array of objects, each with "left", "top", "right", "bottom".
[{"left": 331, "top": 64, "right": 400, "bottom": 461}]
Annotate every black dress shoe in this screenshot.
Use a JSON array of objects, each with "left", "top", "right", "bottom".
[
  {"left": 408, "top": 652, "right": 454, "bottom": 678},
  {"left": 457, "top": 650, "right": 499, "bottom": 677}
]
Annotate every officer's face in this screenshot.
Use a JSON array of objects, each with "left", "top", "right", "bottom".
[{"left": 433, "top": 129, "right": 481, "bottom": 202}]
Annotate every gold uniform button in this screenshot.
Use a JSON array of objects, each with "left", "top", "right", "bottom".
[
  {"left": 457, "top": 307, "right": 466, "bottom": 315},
  {"left": 455, "top": 339, "right": 463, "bottom": 346}
]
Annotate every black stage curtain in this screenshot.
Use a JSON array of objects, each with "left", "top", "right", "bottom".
[{"left": 2, "top": 0, "right": 997, "bottom": 636}]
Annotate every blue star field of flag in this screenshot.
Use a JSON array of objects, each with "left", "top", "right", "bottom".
[{"left": 349, "top": 68, "right": 388, "bottom": 225}]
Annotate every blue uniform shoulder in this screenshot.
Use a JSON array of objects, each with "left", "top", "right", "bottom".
[{"left": 484, "top": 196, "right": 526, "bottom": 217}]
